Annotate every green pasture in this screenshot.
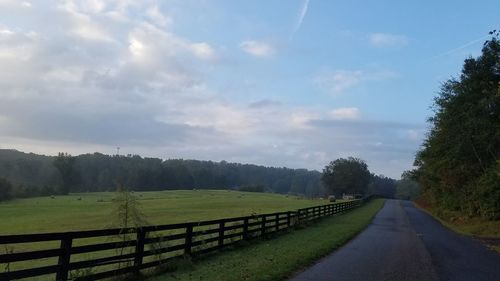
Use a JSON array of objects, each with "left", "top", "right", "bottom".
[
  {"left": 0, "top": 190, "right": 330, "bottom": 235},
  {"left": 0, "top": 190, "right": 337, "bottom": 280}
]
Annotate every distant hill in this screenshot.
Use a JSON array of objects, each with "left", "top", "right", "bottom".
[{"left": 0, "top": 149, "right": 325, "bottom": 198}]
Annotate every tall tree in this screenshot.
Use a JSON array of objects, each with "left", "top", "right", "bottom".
[
  {"left": 395, "top": 170, "right": 420, "bottom": 200},
  {"left": 414, "top": 32, "right": 500, "bottom": 219},
  {"left": 368, "top": 174, "right": 396, "bottom": 198},
  {"left": 0, "top": 177, "right": 13, "bottom": 202},
  {"left": 53, "top": 153, "right": 79, "bottom": 195},
  {"left": 322, "top": 157, "right": 371, "bottom": 196}
]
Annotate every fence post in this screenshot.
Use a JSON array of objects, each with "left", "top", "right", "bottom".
[
  {"left": 218, "top": 221, "right": 225, "bottom": 249},
  {"left": 184, "top": 224, "right": 193, "bottom": 256},
  {"left": 56, "top": 235, "right": 72, "bottom": 281},
  {"left": 134, "top": 228, "right": 146, "bottom": 273},
  {"left": 261, "top": 215, "right": 266, "bottom": 237},
  {"left": 287, "top": 211, "right": 291, "bottom": 228},
  {"left": 275, "top": 214, "right": 279, "bottom": 232},
  {"left": 243, "top": 218, "right": 249, "bottom": 240}
]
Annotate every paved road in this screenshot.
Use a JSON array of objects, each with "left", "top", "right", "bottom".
[{"left": 289, "top": 199, "right": 500, "bottom": 281}]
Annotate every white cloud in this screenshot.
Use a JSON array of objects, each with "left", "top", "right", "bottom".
[
  {"left": 0, "top": 0, "right": 32, "bottom": 8},
  {"left": 129, "top": 36, "right": 145, "bottom": 57},
  {"left": 329, "top": 107, "right": 360, "bottom": 120},
  {"left": 240, "top": 40, "right": 275, "bottom": 57},
  {"left": 0, "top": 27, "right": 14, "bottom": 35},
  {"left": 290, "top": 111, "right": 319, "bottom": 129},
  {"left": 0, "top": 27, "right": 37, "bottom": 60},
  {"left": 62, "top": 7, "right": 113, "bottom": 42},
  {"left": 369, "top": 33, "right": 408, "bottom": 48},
  {"left": 146, "top": 5, "right": 172, "bottom": 27},
  {"left": 42, "top": 67, "right": 85, "bottom": 82},
  {"left": 79, "top": 0, "right": 106, "bottom": 13},
  {"left": 190, "top": 42, "right": 216, "bottom": 60},
  {"left": 314, "top": 70, "right": 363, "bottom": 95}
]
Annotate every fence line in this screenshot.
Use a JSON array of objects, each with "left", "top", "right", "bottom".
[{"left": 0, "top": 199, "right": 366, "bottom": 281}]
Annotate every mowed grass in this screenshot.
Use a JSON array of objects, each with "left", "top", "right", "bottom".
[
  {"left": 0, "top": 190, "right": 337, "bottom": 280},
  {"left": 0, "top": 190, "right": 331, "bottom": 235},
  {"left": 148, "top": 199, "right": 385, "bottom": 281}
]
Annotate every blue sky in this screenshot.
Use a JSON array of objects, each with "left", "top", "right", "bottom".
[{"left": 0, "top": 0, "right": 497, "bottom": 178}]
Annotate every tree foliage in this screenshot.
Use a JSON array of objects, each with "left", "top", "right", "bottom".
[
  {"left": 110, "top": 185, "right": 148, "bottom": 229},
  {"left": 53, "top": 153, "right": 79, "bottom": 195},
  {"left": 0, "top": 149, "right": 325, "bottom": 198},
  {"left": 393, "top": 170, "right": 421, "bottom": 200},
  {"left": 414, "top": 32, "right": 500, "bottom": 219},
  {"left": 0, "top": 177, "right": 13, "bottom": 202},
  {"left": 322, "top": 157, "right": 371, "bottom": 196},
  {"left": 368, "top": 174, "right": 396, "bottom": 198}
]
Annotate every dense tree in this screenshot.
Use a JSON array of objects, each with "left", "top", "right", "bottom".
[
  {"left": 368, "top": 174, "right": 396, "bottom": 198},
  {"left": 0, "top": 177, "right": 13, "bottom": 202},
  {"left": 322, "top": 157, "right": 371, "bottom": 196},
  {"left": 395, "top": 170, "right": 420, "bottom": 200},
  {"left": 0, "top": 149, "right": 325, "bottom": 198},
  {"left": 53, "top": 153, "right": 79, "bottom": 194},
  {"left": 395, "top": 179, "right": 420, "bottom": 200},
  {"left": 414, "top": 32, "right": 500, "bottom": 219}
]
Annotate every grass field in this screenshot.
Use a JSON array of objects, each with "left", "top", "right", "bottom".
[
  {"left": 0, "top": 190, "right": 338, "bottom": 280},
  {"left": 0, "top": 190, "right": 331, "bottom": 235},
  {"left": 148, "top": 199, "right": 384, "bottom": 281}
]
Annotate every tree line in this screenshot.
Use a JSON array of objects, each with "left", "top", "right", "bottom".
[
  {"left": 320, "top": 157, "right": 417, "bottom": 199},
  {"left": 0, "top": 149, "right": 326, "bottom": 199},
  {"left": 0, "top": 149, "right": 414, "bottom": 202},
  {"left": 412, "top": 32, "right": 500, "bottom": 220}
]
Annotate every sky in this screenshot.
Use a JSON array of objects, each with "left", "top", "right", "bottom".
[{"left": 0, "top": 0, "right": 498, "bottom": 178}]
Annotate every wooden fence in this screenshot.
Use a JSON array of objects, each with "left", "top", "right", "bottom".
[{"left": 0, "top": 199, "right": 363, "bottom": 281}]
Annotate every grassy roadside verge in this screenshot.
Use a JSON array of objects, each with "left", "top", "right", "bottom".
[
  {"left": 414, "top": 200, "right": 500, "bottom": 253},
  {"left": 148, "top": 199, "right": 385, "bottom": 281}
]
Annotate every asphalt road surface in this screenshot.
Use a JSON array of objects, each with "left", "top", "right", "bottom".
[{"left": 289, "top": 199, "right": 500, "bottom": 281}]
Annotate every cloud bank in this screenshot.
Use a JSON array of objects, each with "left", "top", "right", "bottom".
[{"left": 0, "top": 0, "right": 422, "bottom": 178}]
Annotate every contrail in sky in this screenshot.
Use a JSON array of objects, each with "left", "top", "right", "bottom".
[
  {"left": 290, "top": 0, "right": 310, "bottom": 40},
  {"left": 428, "top": 34, "right": 490, "bottom": 61}
]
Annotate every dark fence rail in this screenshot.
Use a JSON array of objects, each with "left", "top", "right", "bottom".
[{"left": 0, "top": 200, "right": 363, "bottom": 281}]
